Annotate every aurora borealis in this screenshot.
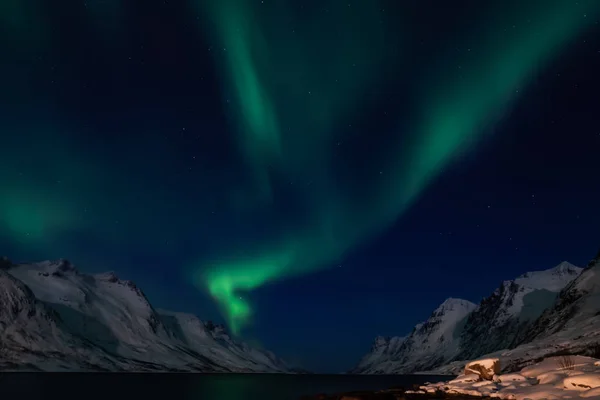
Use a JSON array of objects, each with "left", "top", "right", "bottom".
[
  {"left": 1, "top": 0, "right": 600, "bottom": 371},
  {"left": 192, "top": 0, "right": 600, "bottom": 335}
]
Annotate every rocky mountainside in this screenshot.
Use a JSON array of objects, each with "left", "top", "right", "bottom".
[
  {"left": 351, "top": 298, "right": 476, "bottom": 374},
  {"left": 0, "top": 258, "right": 292, "bottom": 372},
  {"left": 456, "top": 262, "right": 582, "bottom": 360},
  {"left": 353, "top": 261, "right": 584, "bottom": 374},
  {"left": 523, "top": 251, "right": 600, "bottom": 345},
  {"left": 352, "top": 335, "right": 407, "bottom": 374}
]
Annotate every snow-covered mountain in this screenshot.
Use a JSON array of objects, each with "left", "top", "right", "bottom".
[
  {"left": 426, "top": 255, "right": 600, "bottom": 374},
  {"left": 353, "top": 261, "right": 584, "bottom": 374},
  {"left": 352, "top": 335, "right": 407, "bottom": 374},
  {"left": 0, "top": 258, "right": 292, "bottom": 372},
  {"left": 456, "top": 262, "right": 582, "bottom": 360},
  {"left": 523, "top": 252, "right": 600, "bottom": 346},
  {"left": 351, "top": 298, "right": 476, "bottom": 374}
]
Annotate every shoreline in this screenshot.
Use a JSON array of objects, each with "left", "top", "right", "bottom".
[{"left": 300, "top": 385, "right": 484, "bottom": 400}]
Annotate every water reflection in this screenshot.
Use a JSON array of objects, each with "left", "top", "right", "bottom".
[
  {"left": 2, "top": 373, "right": 449, "bottom": 400},
  {"left": 198, "top": 375, "right": 259, "bottom": 400}
]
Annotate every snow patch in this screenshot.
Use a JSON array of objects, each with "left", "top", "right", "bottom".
[{"left": 420, "top": 356, "right": 600, "bottom": 400}]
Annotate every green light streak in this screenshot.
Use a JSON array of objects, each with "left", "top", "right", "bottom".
[{"left": 193, "top": 0, "right": 600, "bottom": 335}]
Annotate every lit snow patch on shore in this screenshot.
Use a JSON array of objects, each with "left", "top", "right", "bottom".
[{"left": 419, "top": 356, "right": 600, "bottom": 400}]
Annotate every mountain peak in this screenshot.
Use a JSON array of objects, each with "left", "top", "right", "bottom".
[
  {"left": 28, "top": 258, "right": 79, "bottom": 276},
  {"left": 430, "top": 298, "right": 477, "bottom": 320},
  {"left": 374, "top": 336, "right": 389, "bottom": 346},
  {"left": 514, "top": 262, "right": 582, "bottom": 291},
  {"left": 521, "top": 249, "right": 600, "bottom": 344},
  {"left": 435, "top": 298, "right": 476, "bottom": 313},
  {"left": 95, "top": 271, "right": 120, "bottom": 283},
  {"left": 550, "top": 261, "right": 580, "bottom": 274}
]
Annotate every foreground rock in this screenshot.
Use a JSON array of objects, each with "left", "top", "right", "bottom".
[
  {"left": 419, "top": 356, "right": 600, "bottom": 399},
  {"left": 464, "top": 358, "right": 501, "bottom": 381}
]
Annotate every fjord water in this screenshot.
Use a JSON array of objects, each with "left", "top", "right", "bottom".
[{"left": 1, "top": 373, "right": 449, "bottom": 400}]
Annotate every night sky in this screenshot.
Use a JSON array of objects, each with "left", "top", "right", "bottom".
[{"left": 1, "top": 0, "right": 600, "bottom": 373}]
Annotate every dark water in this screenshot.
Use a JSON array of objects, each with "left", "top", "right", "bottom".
[{"left": 0, "top": 373, "right": 449, "bottom": 400}]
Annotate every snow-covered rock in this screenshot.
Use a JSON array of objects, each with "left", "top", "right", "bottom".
[
  {"left": 563, "top": 374, "right": 600, "bottom": 391},
  {"left": 0, "top": 258, "right": 292, "bottom": 372},
  {"left": 580, "top": 387, "right": 600, "bottom": 398},
  {"left": 465, "top": 358, "right": 501, "bottom": 380},
  {"left": 450, "top": 374, "right": 481, "bottom": 384},
  {"left": 352, "top": 298, "right": 476, "bottom": 373},
  {"left": 419, "top": 355, "right": 600, "bottom": 400},
  {"left": 521, "top": 356, "right": 598, "bottom": 377},
  {"left": 497, "top": 373, "right": 527, "bottom": 383}
]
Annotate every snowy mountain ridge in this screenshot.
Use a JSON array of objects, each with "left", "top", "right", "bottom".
[
  {"left": 455, "top": 261, "right": 582, "bottom": 361},
  {"left": 351, "top": 297, "right": 476, "bottom": 374},
  {"left": 0, "top": 258, "right": 292, "bottom": 372},
  {"left": 524, "top": 253, "right": 600, "bottom": 344},
  {"left": 353, "top": 260, "right": 584, "bottom": 374},
  {"left": 427, "top": 253, "right": 600, "bottom": 377},
  {"left": 514, "top": 261, "right": 583, "bottom": 291}
]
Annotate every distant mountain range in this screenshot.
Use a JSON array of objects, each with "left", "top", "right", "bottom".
[
  {"left": 352, "top": 250, "right": 600, "bottom": 374},
  {"left": 0, "top": 257, "right": 294, "bottom": 372},
  {"left": 4, "top": 250, "right": 599, "bottom": 374}
]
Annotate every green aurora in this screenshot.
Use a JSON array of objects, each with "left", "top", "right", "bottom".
[
  {"left": 0, "top": 0, "right": 598, "bottom": 337},
  {"left": 191, "top": 0, "right": 600, "bottom": 334}
]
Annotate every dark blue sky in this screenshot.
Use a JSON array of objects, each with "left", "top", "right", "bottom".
[{"left": 1, "top": 0, "right": 599, "bottom": 372}]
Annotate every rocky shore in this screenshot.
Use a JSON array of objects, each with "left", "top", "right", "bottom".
[
  {"left": 301, "top": 355, "right": 600, "bottom": 400},
  {"left": 299, "top": 386, "right": 484, "bottom": 400}
]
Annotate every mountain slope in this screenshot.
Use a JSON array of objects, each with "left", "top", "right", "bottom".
[
  {"left": 0, "top": 269, "right": 124, "bottom": 371},
  {"left": 158, "top": 310, "right": 291, "bottom": 372},
  {"left": 523, "top": 252, "right": 600, "bottom": 344},
  {"left": 352, "top": 298, "right": 476, "bottom": 374},
  {"left": 455, "top": 262, "right": 582, "bottom": 360},
  {"left": 427, "top": 254, "right": 600, "bottom": 376},
  {"left": 353, "top": 261, "right": 584, "bottom": 374},
  {"left": 352, "top": 335, "right": 407, "bottom": 374},
  {"left": 0, "top": 258, "right": 291, "bottom": 372}
]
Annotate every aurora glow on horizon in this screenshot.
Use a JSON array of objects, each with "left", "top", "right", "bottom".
[{"left": 190, "top": 0, "right": 600, "bottom": 334}]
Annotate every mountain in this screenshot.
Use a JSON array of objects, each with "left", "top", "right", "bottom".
[
  {"left": 523, "top": 252, "right": 600, "bottom": 346},
  {"left": 455, "top": 261, "right": 582, "bottom": 360},
  {"left": 427, "top": 254, "right": 600, "bottom": 375},
  {"left": 0, "top": 258, "right": 292, "bottom": 372},
  {"left": 351, "top": 298, "right": 476, "bottom": 374},
  {"left": 353, "top": 262, "right": 583, "bottom": 374},
  {"left": 0, "top": 268, "right": 110, "bottom": 371},
  {"left": 352, "top": 335, "right": 407, "bottom": 374}
]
